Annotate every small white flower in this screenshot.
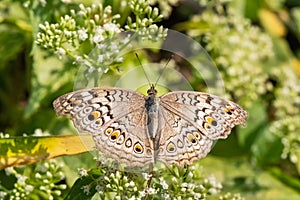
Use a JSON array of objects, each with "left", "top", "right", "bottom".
[
  {"left": 115, "top": 171, "right": 121, "bottom": 179},
  {"left": 104, "top": 175, "right": 110, "bottom": 182},
  {"left": 140, "top": 190, "right": 146, "bottom": 197},
  {"left": 25, "top": 185, "right": 34, "bottom": 192},
  {"left": 0, "top": 191, "right": 7, "bottom": 198},
  {"left": 123, "top": 34, "right": 131, "bottom": 44},
  {"left": 78, "top": 29, "right": 88, "bottom": 41},
  {"left": 17, "top": 175, "right": 27, "bottom": 185},
  {"left": 181, "top": 182, "right": 188, "bottom": 188},
  {"left": 93, "top": 34, "right": 104, "bottom": 43},
  {"left": 73, "top": 56, "right": 83, "bottom": 64},
  {"left": 39, "top": 0, "right": 46, "bottom": 7},
  {"left": 208, "top": 188, "right": 218, "bottom": 195},
  {"left": 81, "top": 185, "right": 90, "bottom": 195},
  {"left": 290, "top": 154, "right": 298, "bottom": 163},
  {"left": 56, "top": 47, "right": 66, "bottom": 59},
  {"left": 5, "top": 167, "right": 15, "bottom": 176},
  {"left": 96, "top": 185, "right": 103, "bottom": 192},
  {"left": 162, "top": 193, "right": 170, "bottom": 199},
  {"left": 142, "top": 173, "right": 150, "bottom": 180},
  {"left": 103, "top": 23, "right": 121, "bottom": 34},
  {"left": 35, "top": 173, "right": 42, "bottom": 179},
  {"left": 88, "top": 67, "right": 94, "bottom": 73},
  {"left": 161, "top": 180, "right": 169, "bottom": 190},
  {"left": 23, "top": 1, "right": 30, "bottom": 8},
  {"left": 194, "top": 193, "right": 201, "bottom": 199},
  {"left": 97, "top": 43, "right": 107, "bottom": 49},
  {"left": 61, "top": 0, "right": 72, "bottom": 3},
  {"left": 78, "top": 168, "right": 88, "bottom": 178},
  {"left": 97, "top": 55, "right": 104, "bottom": 63},
  {"left": 64, "top": 30, "right": 72, "bottom": 37},
  {"left": 83, "top": 60, "right": 92, "bottom": 68},
  {"left": 188, "top": 171, "right": 193, "bottom": 178},
  {"left": 147, "top": 187, "right": 157, "bottom": 195},
  {"left": 46, "top": 171, "right": 52, "bottom": 178},
  {"left": 43, "top": 179, "right": 49, "bottom": 184},
  {"left": 34, "top": 129, "right": 43, "bottom": 135},
  {"left": 58, "top": 184, "right": 67, "bottom": 190},
  {"left": 53, "top": 190, "right": 62, "bottom": 196},
  {"left": 116, "top": 57, "right": 124, "bottom": 63},
  {"left": 129, "top": 181, "right": 135, "bottom": 187}
]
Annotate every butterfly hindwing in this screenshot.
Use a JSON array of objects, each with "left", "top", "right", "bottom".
[{"left": 155, "top": 108, "right": 214, "bottom": 166}]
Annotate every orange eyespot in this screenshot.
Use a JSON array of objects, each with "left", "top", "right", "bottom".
[
  {"left": 73, "top": 100, "right": 80, "bottom": 105},
  {"left": 69, "top": 97, "right": 75, "bottom": 102},
  {"left": 193, "top": 132, "right": 200, "bottom": 139},
  {"left": 88, "top": 111, "right": 100, "bottom": 121},
  {"left": 187, "top": 133, "right": 197, "bottom": 143},
  {"left": 167, "top": 143, "right": 176, "bottom": 152},
  {"left": 92, "top": 111, "right": 100, "bottom": 119},
  {"left": 134, "top": 143, "right": 143, "bottom": 154},
  {"left": 95, "top": 118, "right": 102, "bottom": 125},
  {"left": 110, "top": 130, "right": 120, "bottom": 140},
  {"left": 205, "top": 124, "right": 211, "bottom": 129},
  {"left": 225, "top": 107, "right": 233, "bottom": 115},
  {"left": 206, "top": 116, "right": 214, "bottom": 124},
  {"left": 105, "top": 128, "right": 113, "bottom": 135}
]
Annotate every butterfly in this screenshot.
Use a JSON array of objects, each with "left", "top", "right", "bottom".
[{"left": 53, "top": 84, "right": 247, "bottom": 167}]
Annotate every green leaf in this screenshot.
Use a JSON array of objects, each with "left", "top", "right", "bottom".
[
  {"left": 64, "top": 169, "right": 101, "bottom": 200},
  {"left": 201, "top": 156, "right": 300, "bottom": 199},
  {"left": 237, "top": 101, "right": 283, "bottom": 165},
  {"left": 269, "top": 167, "right": 300, "bottom": 192},
  {"left": 25, "top": 46, "right": 75, "bottom": 117}
]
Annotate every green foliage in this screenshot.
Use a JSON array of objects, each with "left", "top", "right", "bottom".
[
  {"left": 1, "top": 0, "right": 300, "bottom": 199},
  {"left": 0, "top": 159, "right": 67, "bottom": 199}
]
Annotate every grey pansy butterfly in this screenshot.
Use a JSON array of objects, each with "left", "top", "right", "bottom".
[{"left": 53, "top": 84, "right": 247, "bottom": 167}]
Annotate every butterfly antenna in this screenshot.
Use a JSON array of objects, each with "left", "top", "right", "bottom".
[
  {"left": 135, "top": 53, "right": 151, "bottom": 87},
  {"left": 154, "top": 55, "right": 173, "bottom": 87}
]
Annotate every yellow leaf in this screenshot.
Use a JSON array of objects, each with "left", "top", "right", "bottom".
[
  {"left": 259, "top": 9, "right": 286, "bottom": 37},
  {"left": 0, "top": 134, "right": 94, "bottom": 170}
]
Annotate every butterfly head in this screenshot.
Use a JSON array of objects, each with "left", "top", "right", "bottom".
[{"left": 147, "top": 84, "right": 157, "bottom": 96}]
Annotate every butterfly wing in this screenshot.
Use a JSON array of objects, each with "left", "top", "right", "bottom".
[
  {"left": 53, "top": 88, "right": 154, "bottom": 167},
  {"left": 155, "top": 109, "right": 214, "bottom": 166},
  {"left": 156, "top": 91, "right": 247, "bottom": 166}
]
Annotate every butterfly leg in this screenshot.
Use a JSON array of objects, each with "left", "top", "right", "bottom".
[{"left": 144, "top": 163, "right": 153, "bottom": 200}]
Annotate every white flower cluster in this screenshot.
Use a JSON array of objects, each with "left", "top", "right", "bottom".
[
  {"left": 1, "top": 160, "right": 66, "bottom": 199},
  {"left": 35, "top": 1, "right": 167, "bottom": 79},
  {"left": 269, "top": 66, "right": 300, "bottom": 165},
  {"left": 219, "top": 192, "right": 245, "bottom": 200},
  {"left": 78, "top": 160, "right": 231, "bottom": 199},
  {"left": 188, "top": 7, "right": 273, "bottom": 107}
]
